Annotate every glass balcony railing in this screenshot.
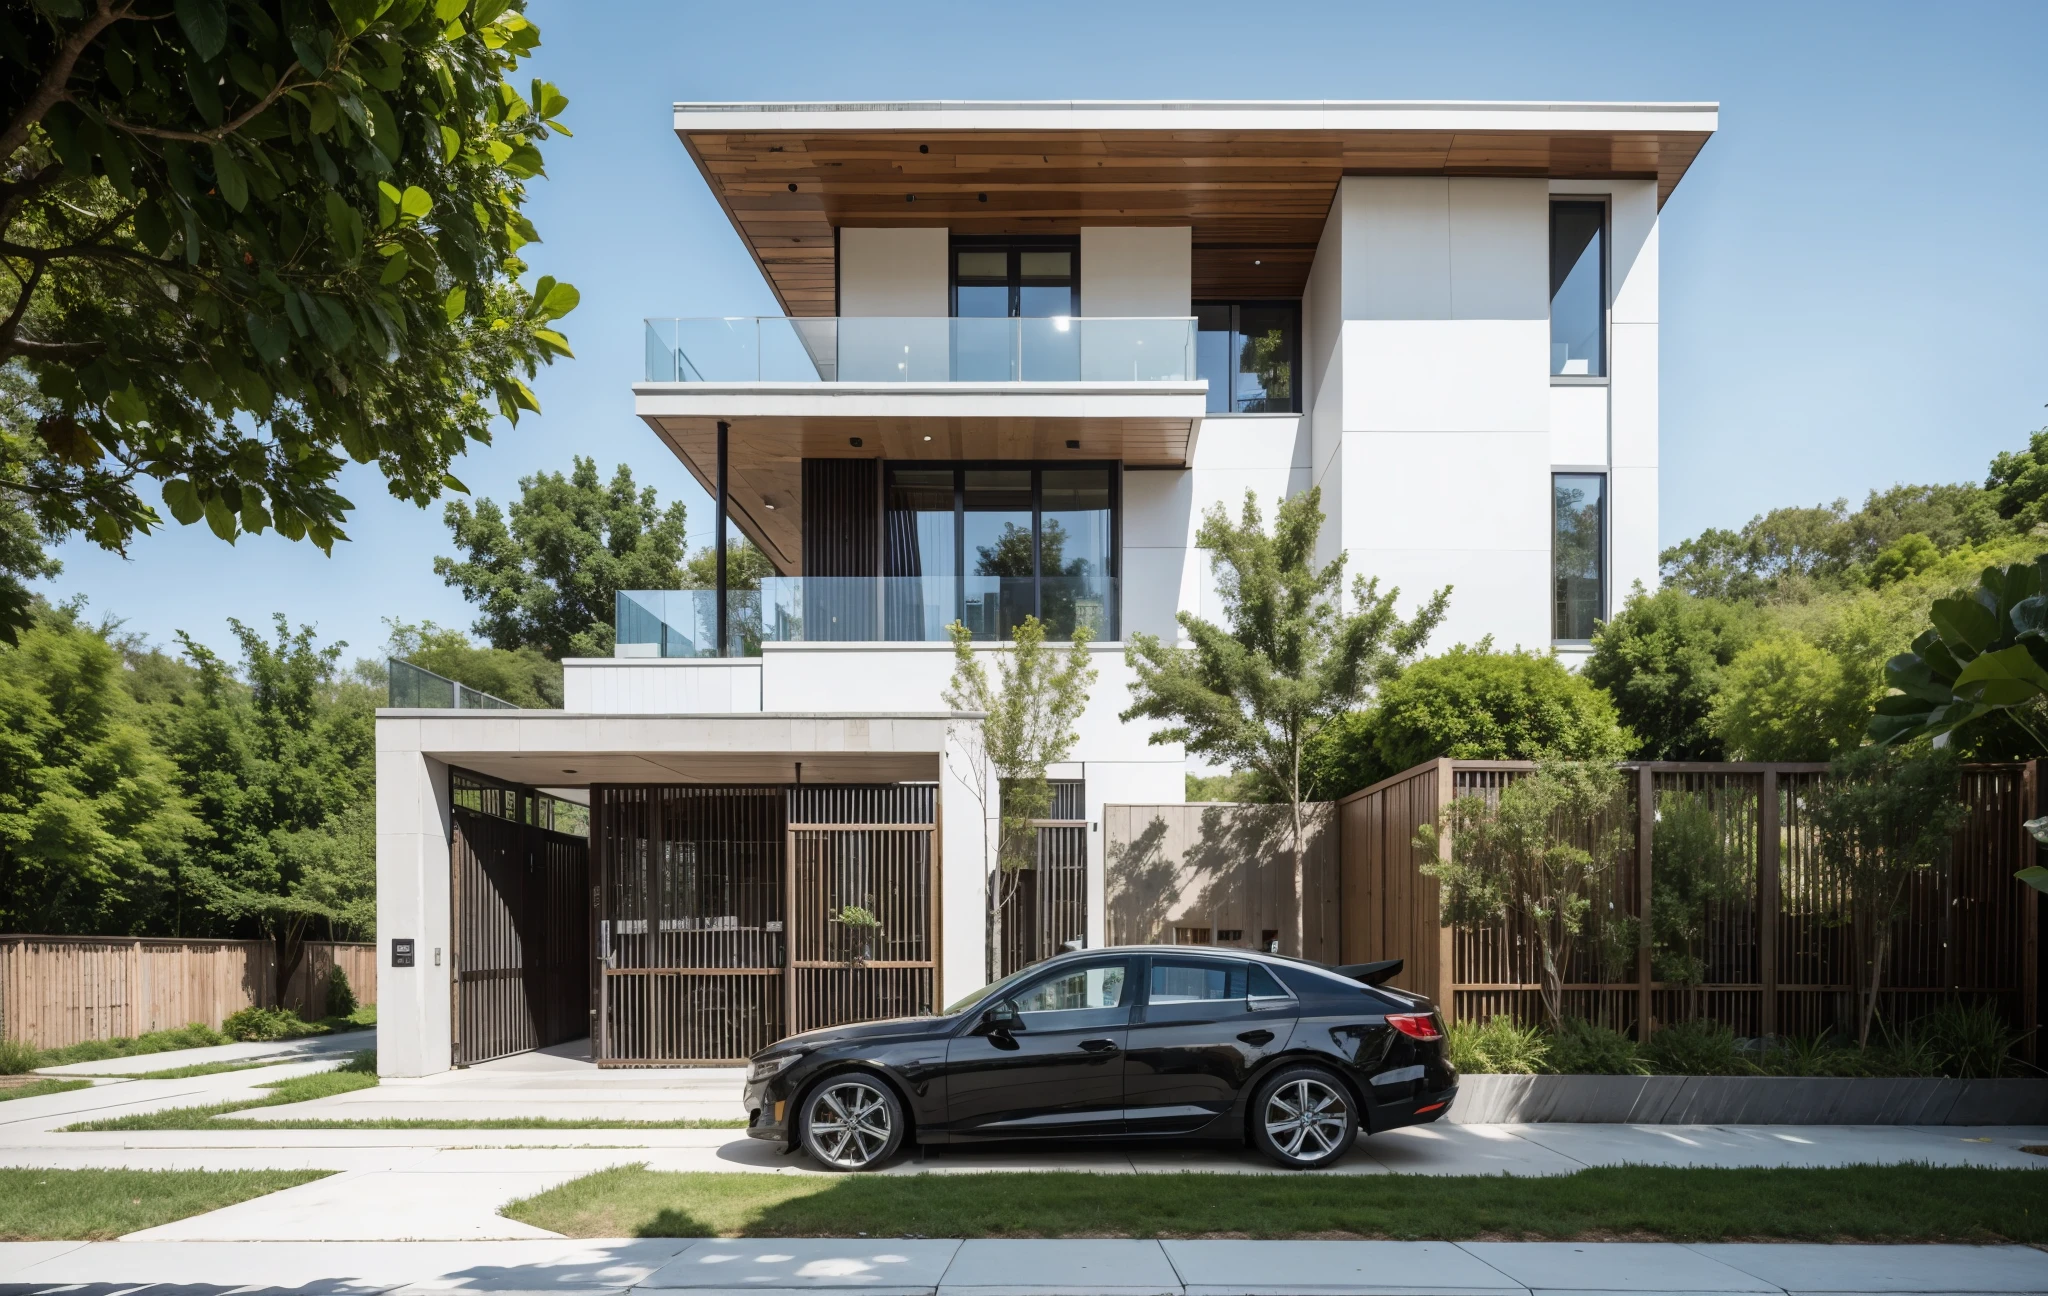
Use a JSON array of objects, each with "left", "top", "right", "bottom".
[
  {"left": 643, "top": 317, "right": 1196, "bottom": 384},
  {"left": 616, "top": 576, "right": 1118, "bottom": 658}
]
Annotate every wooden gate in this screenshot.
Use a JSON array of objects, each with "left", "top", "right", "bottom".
[
  {"left": 450, "top": 772, "right": 590, "bottom": 1066},
  {"left": 593, "top": 783, "right": 938, "bottom": 1065}
]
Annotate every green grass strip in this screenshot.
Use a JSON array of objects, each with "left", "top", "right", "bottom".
[
  {"left": 0, "top": 1078, "right": 91, "bottom": 1103},
  {"left": 504, "top": 1163, "right": 2048, "bottom": 1243},
  {"left": 0, "top": 1167, "right": 330, "bottom": 1240},
  {"left": 85, "top": 1058, "right": 301, "bottom": 1081}
]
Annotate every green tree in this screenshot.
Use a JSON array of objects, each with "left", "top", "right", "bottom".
[
  {"left": 1419, "top": 761, "right": 1630, "bottom": 1032},
  {"left": 1985, "top": 425, "right": 2048, "bottom": 532},
  {"left": 0, "top": 603, "right": 191, "bottom": 932},
  {"left": 383, "top": 617, "right": 559, "bottom": 706},
  {"left": 942, "top": 615, "right": 1096, "bottom": 981},
  {"left": 1649, "top": 790, "right": 1750, "bottom": 1019},
  {"left": 1123, "top": 487, "right": 1446, "bottom": 950},
  {"left": 435, "top": 457, "right": 688, "bottom": 659},
  {"left": 1866, "top": 553, "right": 2048, "bottom": 755},
  {"left": 682, "top": 536, "right": 776, "bottom": 591},
  {"left": 1304, "top": 644, "right": 1634, "bottom": 801},
  {"left": 1584, "top": 584, "right": 1755, "bottom": 760},
  {"left": 1867, "top": 532, "right": 1939, "bottom": 587},
  {"left": 1710, "top": 636, "right": 1862, "bottom": 760},
  {"left": 1808, "top": 746, "right": 1966, "bottom": 1047},
  {"left": 0, "top": 0, "right": 577, "bottom": 555}
]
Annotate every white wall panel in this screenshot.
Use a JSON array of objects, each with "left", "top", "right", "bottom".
[
  {"left": 1340, "top": 321, "right": 1549, "bottom": 433},
  {"left": 838, "top": 227, "right": 947, "bottom": 316},
  {"left": 1336, "top": 429, "right": 1550, "bottom": 554},
  {"left": 1080, "top": 227, "right": 1191, "bottom": 316},
  {"left": 1610, "top": 463, "right": 1660, "bottom": 608},
  {"left": 1343, "top": 177, "right": 1450, "bottom": 320},
  {"left": 1120, "top": 545, "right": 1189, "bottom": 642},
  {"left": 375, "top": 730, "right": 450, "bottom": 1078},
  {"left": 1447, "top": 179, "right": 1548, "bottom": 321},
  {"left": 1610, "top": 323, "right": 1659, "bottom": 469},
  {"left": 1550, "top": 384, "right": 1609, "bottom": 466},
  {"left": 563, "top": 660, "right": 764, "bottom": 713}
]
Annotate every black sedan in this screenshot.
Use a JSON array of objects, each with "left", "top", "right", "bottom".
[{"left": 741, "top": 946, "right": 1456, "bottom": 1171}]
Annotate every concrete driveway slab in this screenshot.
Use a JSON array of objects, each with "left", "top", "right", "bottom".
[
  {"left": 1691, "top": 1243, "right": 2048, "bottom": 1293},
  {"left": 0, "top": 1241, "right": 91, "bottom": 1280},
  {"left": 0, "top": 1241, "right": 610, "bottom": 1289},
  {"left": 1457, "top": 1242, "right": 1778, "bottom": 1292},
  {"left": 122, "top": 1166, "right": 589, "bottom": 1241},
  {"left": 1354, "top": 1125, "right": 1589, "bottom": 1177},
  {"left": 641, "top": 1239, "right": 961, "bottom": 1292},
  {"left": 1161, "top": 1239, "right": 1523, "bottom": 1295},
  {"left": 386, "top": 1239, "right": 700, "bottom": 1291},
  {"left": 938, "top": 1240, "right": 1178, "bottom": 1295}
]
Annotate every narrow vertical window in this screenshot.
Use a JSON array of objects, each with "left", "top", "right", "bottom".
[
  {"left": 1553, "top": 473, "right": 1606, "bottom": 641},
  {"left": 1549, "top": 201, "right": 1606, "bottom": 377}
]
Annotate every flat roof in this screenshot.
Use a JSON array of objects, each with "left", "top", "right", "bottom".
[{"left": 672, "top": 99, "right": 1717, "bottom": 312}]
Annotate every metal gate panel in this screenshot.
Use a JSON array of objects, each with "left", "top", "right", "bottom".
[{"left": 451, "top": 795, "right": 589, "bottom": 1067}]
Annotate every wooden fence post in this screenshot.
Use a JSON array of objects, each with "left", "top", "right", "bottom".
[
  {"left": 1759, "top": 767, "right": 1780, "bottom": 1039},
  {"left": 1434, "top": 759, "right": 1456, "bottom": 1024},
  {"left": 2026, "top": 761, "right": 2041, "bottom": 1065},
  {"left": 1636, "top": 766, "right": 1654, "bottom": 1041}
]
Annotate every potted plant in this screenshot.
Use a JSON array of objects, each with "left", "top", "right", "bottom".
[{"left": 832, "top": 904, "right": 883, "bottom": 967}]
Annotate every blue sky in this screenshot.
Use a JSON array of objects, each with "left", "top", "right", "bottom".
[{"left": 39, "top": 0, "right": 2048, "bottom": 663}]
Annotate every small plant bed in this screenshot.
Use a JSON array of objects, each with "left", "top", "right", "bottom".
[
  {"left": 0, "top": 1078, "right": 92, "bottom": 1103},
  {"left": 1, "top": 1005, "right": 376, "bottom": 1076},
  {"left": 505, "top": 1164, "right": 2048, "bottom": 1242},
  {"left": 220, "top": 1003, "right": 377, "bottom": 1043},
  {"left": 0, "top": 1167, "right": 329, "bottom": 1240},
  {"left": 1448, "top": 1003, "right": 2035, "bottom": 1078}
]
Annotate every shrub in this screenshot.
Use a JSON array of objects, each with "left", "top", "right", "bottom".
[
  {"left": 1545, "top": 1018, "right": 1647, "bottom": 1075},
  {"left": 1643, "top": 1019, "right": 1753, "bottom": 1075},
  {"left": 340, "top": 1049, "right": 377, "bottom": 1074},
  {"left": 1447, "top": 1016, "right": 1550, "bottom": 1074},
  {"left": 1912, "top": 1001, "right": 2027, "bottom": 1079},
  {"left": 222, "top": 1006, "right": 304, "bottom": 1042},
  {"left": 31, "top": 1023, "right": 228, "bottom": 1068},
  {"left": 1758, "top": 1033, "right": 1868, "bottom": 1078},
  {"left": 324, "top": 966, "right": 358, "bottom": 1019},
  {"left": 0, "top": 1040, "right": 38, "bottom": 1075}
]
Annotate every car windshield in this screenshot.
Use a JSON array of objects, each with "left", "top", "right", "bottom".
[{"left": 943, "top": 962, "right": 1049, "bottom": 1014}]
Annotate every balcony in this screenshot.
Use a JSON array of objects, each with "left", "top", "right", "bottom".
[
  {"left": 616, "top": 576, "right": 1118, "bottom": 658},
  {"left": 644, "top": 316, "right": 1196, "bottom": 384}
]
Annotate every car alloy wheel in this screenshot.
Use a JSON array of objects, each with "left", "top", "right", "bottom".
[
  {"left": 801, "top": 1076, "right": 902, "bottom": 1171},
  {"left": 1258, "top": 1071, "right": 1354, "bottom": 1168}
]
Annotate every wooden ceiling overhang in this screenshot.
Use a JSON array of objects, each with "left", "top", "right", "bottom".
[{"left": 674, "top": 101, "right": 1718, "bottom": 313}]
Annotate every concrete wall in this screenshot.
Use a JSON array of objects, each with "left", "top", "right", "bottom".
[
  {"left": 374, "top": 723, "right": 452, "bottom": 1078},
  {"left": 563, "top": 659, "right": 763, "bottom": 713},
  {"left": 838, "top": 227, "right": 948, "bottom": 316},
  {"left": 1079, "top": 227, "right": 1192, "bottom": 317}
]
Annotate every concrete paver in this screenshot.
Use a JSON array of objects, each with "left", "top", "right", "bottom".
[
  {"left": 1459, "top": 1242, "right": 1781, "bottom": 1293},
  {"left": 939, "top": 1239, "right": 1181, "bottom": 1295},
  {"left": 1691, "top": 1243, "right": 2048, "bottom": 1294},
  {"left": 641, "top": 1239, "right": 961, "bottom": 1291},
  {"left": 1161, "top": 1240, "right": 1525, "bottom": 1296}
]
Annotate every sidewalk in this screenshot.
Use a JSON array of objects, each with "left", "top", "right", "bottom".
[{"left": 3, "top": 1238, "right": 2046, "bottom": 1295}]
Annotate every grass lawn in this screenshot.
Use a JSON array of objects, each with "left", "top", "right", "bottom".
[
  {"left": 106, "top": 1058, "right": 300, "bottom": 1080},
  {"left": 26, "top": 1004, "right": 377, "bottom": 1071},
  {"left": 0, "top": 1167, "right": 329, "bottom": 1240},
  {"left": 0, "top": 1079, "right": 91, "bottom": 1103},
  {"left": 504, "top": 1164, "right": 2048, "bottom": 1244},
  {"left": 64, "top": 1054, "right": 743, "bottom": 1131}
]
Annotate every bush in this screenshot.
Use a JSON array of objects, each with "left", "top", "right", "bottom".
[
  {"left": 1643, "top": 1019, "right": 1753, "bottom": 1076},
  {"left": 222, "top": 1006, "right": 305, "bottom": 1042},
  {"left": 1912, "top": 1001, "right": 2027, "bottom": 1079},
  {"left": 32, "top": 1023, "right": 228, "bottom": 1068},
  {"left": 1447, "top": 1016, "right": 1550, "bottom": 1074},
  {"left": 324, "top": 965, "right": 358, "bottom": 1019},
  {"left": 0, "top": 1040, "right": 38, "bottom": 1075},
  {"left": 1545, "top": 1018, "right": 1647, "bottom": 1075}
]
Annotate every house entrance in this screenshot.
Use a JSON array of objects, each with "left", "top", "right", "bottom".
[
  {"left": 592, "top": 783, "right": 938, "bottom": 1066},
  {"left": 449, "top": 771, "right": 591, "bottom": 1066}
]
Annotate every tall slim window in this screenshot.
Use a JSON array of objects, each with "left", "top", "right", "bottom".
[
  {"left": 1195, "top": 301, "right": 1300, "bottom": 413},
  {"left": 1549, "top": 201, "right": 1606, "bottom": 377},
  {"left": 1553, "top": 473, "right": 1605, "bottom": 641}
]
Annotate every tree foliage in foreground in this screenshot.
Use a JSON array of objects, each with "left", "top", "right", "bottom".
[
  {"left": 1123, "top": 487, "right": 1445, "bottom": 952},
  {"left": 1583, "top": 585, "right": 1756, "bottom": 760},
  {"left": 436, "top": 457, "right": 688, "bottom": 660},
  {"left": 0, "top": 0, "right": 577, "bottom": 562}
]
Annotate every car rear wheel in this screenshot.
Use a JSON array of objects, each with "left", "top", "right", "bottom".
[
  {"left": 1250, "top": 1065, "right": 1357, "bottom": 1169},
  {"left": 799, "top": 1074, "right": 904, "bottom": 1171}
]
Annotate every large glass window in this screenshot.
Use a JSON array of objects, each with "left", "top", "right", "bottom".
[
  {"left": 1550, "top": 201, "right": 1606, "bottom": 377},
  {"left": 885, "top": 464, "right": 1117, "bottom": 641},
  {"left": 1195, "top": 302, "right": 1300, "bottom": 413},
  {"left": 950, "top": 239, "right": 1079, "bottom": 318},
  {"left": 1553, "top": 473, "right": 1606, "bottom": 641}
]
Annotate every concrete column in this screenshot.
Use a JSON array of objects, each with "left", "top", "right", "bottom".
[
  {"left": 939, "top": 718, "right": 993, "bottom": 1004},
  {"left": 375, "top": 717, "right": 452, "bottom": 1077}
]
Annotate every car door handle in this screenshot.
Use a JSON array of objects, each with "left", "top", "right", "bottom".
[
  {"left": 1237, "top": 1029, "right": 1275, "bottom": 1047},
  {"left": 1078, "top": 1038, "right": 1120, "bottom": 1054}
]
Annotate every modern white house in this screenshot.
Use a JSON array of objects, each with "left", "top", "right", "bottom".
[{"left": 375, "top": 99, "right": 1715, "bottom": 1076}]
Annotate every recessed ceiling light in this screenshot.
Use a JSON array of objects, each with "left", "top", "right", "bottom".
[
  {"left": 1066, "top": 439, "right": 1080, "bottom": 449},
  {"left": 764, "top": 501, "right": 776, "bottom": 510},
  {"left": 923, "top": 435, "right": 932, "bottom": 441},
  {"left": 1254, "top": 259, "right": 1262, "bottom": 265},
  {"left": 849, "top": 436, "right": 863, "bottom": 447},
  {"left": 563, "top": 768, "right": 578, "bottom": 774}
]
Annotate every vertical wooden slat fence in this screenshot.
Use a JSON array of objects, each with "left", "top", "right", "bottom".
[
  {"left": 1103, "top": 803, "right": 1338, "bottom": 961},
  {"left": 0, "top": 936, "right": 376, "bottom": 1049},
  {"left": 1334, "top": 759, "right": 2043, "bottom": 1054},
  {"left": 788, "top": 784, "right": 939, "bottom": 1036}
]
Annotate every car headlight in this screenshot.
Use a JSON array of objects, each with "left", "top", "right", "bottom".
[{"left": 746, "top": 1051, "right": 804, "bottom": 1084}]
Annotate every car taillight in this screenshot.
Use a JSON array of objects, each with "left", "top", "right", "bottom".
[{"left": 1385, "top": 1013, "right": 1442, "bottom": 1041}]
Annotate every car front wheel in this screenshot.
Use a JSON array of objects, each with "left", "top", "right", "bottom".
[
  {"left": 799, "top": 1074, "right": 905, "bottom": 1171},
  {"left": 1250, "top": 1065, "right": 1357, "bottom": 1169}
]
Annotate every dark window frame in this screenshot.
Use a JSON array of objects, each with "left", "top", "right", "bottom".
[
  {"left": 949, "top": 235, "right": 1082, "bottom": 318},
  {"left": 883, "top": 459, "right": 1122, "bottom": 640},
  {"left": 1551, "top": 470, "right": 1608, "bottom": 643},
  {"left": 1548, "top": 197, "right": 1609, "bottom": 383},
  {"left": 1194, "top": 299, "right": 1302, "bottom": 414}
]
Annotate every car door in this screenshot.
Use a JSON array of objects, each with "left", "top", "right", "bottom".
[
  {"left": 942, "top": 957, "right": 1132, "bottom": 1138},
  {"left": 1123, "top": 956, "right": 1298, "bottom": 1133}
]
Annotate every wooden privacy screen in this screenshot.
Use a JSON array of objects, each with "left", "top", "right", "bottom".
[
  {"left": 0, "top": 936, "right": 374, "bottom": 1049},
  {"left": 450, "top": 772, "right": 591, "bottom": 1067},
  {"left": 593, "top": 783, "right": 939, "bottom": 1065},
  {"left": 1102, "top": 803, "right": 1338, "bottom": 962},
  {"left": 1336, "top": 759, "right": 2042, "bottom": 1050}
]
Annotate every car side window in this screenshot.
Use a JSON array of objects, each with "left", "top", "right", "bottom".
[
  {"left": 1007, "top": 960, "right": 1131, "bottom": 1030},
  {"left": 1149, "top": 959, "right": 1247, "bottom": 1003},
  {"left": 1248, "top": 963, "right": 1294, "bottom": 1003}
]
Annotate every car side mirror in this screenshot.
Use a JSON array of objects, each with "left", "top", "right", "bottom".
[{"left": 977, "top": 1000, "right": 1023, "bottom": 1035}]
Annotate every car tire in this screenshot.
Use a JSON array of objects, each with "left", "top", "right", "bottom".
[
  {"left": 1249, "top": 1065, "right": 1358, "bottom": 1169},
  {"left": 798, "top": 1072, "right": 906, "bottom": 1171}
]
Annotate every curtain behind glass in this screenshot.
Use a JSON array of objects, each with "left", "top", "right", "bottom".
[{"left": 885, "top": 469, "right": 956, "bottom": 641}]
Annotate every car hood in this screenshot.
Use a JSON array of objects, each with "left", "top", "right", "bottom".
[{"left": 775, "top": 1014, "right": 954, "bottom": 1051}]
